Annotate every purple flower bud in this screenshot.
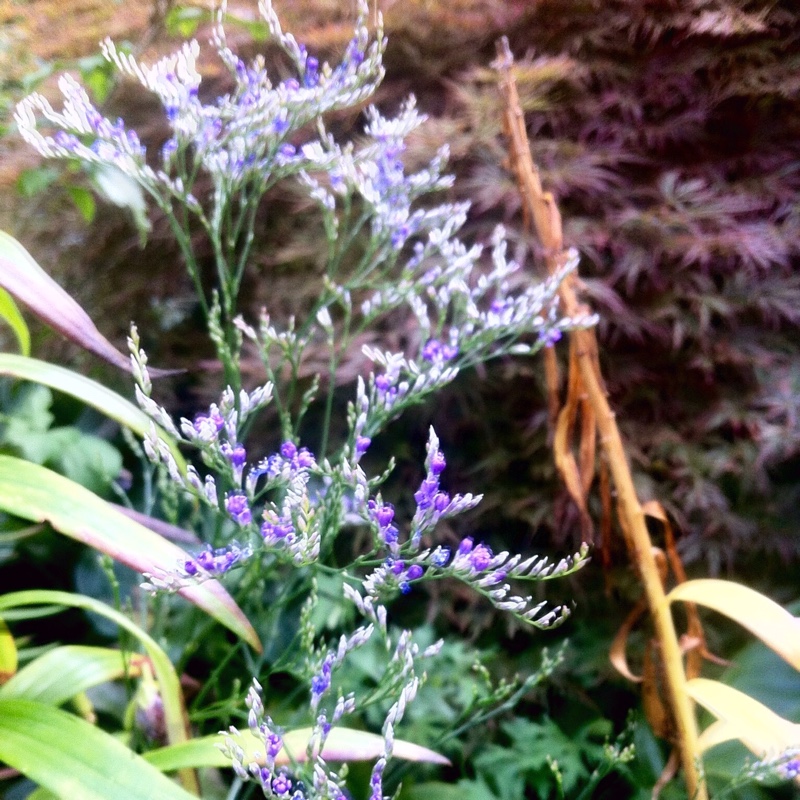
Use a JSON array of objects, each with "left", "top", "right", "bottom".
[
  {"left": 304, "top": 56, "right": 319, "bottom": 87},
  {"left": 469, "top": 543, "right": 493, "bottom": 572},
  {"left": 278, "top": 143, "right": 296, "bottom": 158},
  {"left": 296, "top": 447, "right": 316, "bottom": 468},
  {"left": 399, "top": 581, "right": 411, "bottom": 594},
  {"left": 184, "top": 559, "right": 198, "bottom": 576},
  {"left": 431, "top": 546, "right": 450, "bottom": 567},
  {"left": 442, "top": 344, "right": 459, "bottom": 360},
  {"left": 391, "top": 559, "right": 405, "bottom": 575},
  {"left": 414, "top": 478, "right": 439, "bottom": 510},
  {"left": 421, "top": 339, "right": 442, "bottom": 362},
  {"left": 458, "top": 537, "right": 474, "bottom": 556},
  {"left": 375, "top": 374, "right": 392, "bottom": 392},
  {"left": 539, "top": 328, "right": 562, "bottom": 347},
  {"left": 430, "top": 450, "right": 446, "bottom": 475},
  {"left": 407, "top": 564, "right": 424, "bottom": 580},
  {"left": 433, "top": 491, "right": 450, "bottom": 512},
  {"left": 266, "top": 733, "right": 283, "bottom": 759},
  {"left": 221, "top": 442, "right": 247, "bottom": 468},
  {"left": 280, "top": 441, "right": 297, "bottom": 459},
  {"left": 355, "top": 435, "right": 371, "bottom": 455},
  {"left": 225, "top": 493, "right": 252, "bottom": 526},
  {"left": 271, "top": 772, "right": 292, "bottom": 796},
  {"left": 382, "top": 524, "right": 399, "bottom": 545},
  {"left": 374, "top": 503, "right": 395, "bottom": 527}
]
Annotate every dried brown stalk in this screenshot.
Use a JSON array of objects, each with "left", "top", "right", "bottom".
[{"left": 494, "top": 37, "right": 708, "bottom": 800}]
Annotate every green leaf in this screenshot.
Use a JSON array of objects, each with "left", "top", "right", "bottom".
[
  {"left": 67, "top": 185, "right": 97, "bottom": 223},
  {"left": 0, "top": 287, "right": 30, "bottom": 355},
  {"left": 0, "top": 353, "right": 185, "bottom": 470},
  {"left": 0, "top": 461, "right": 259, "bottom": 652},
  {"left": 145, "top": 728, "right": 450, "bottom": 772},
  {"left": 667, "top": 579, "right": 800, "bottom": 670},
  {"left": 0, "top": 645, "right": 141, "bottom": 705},
  {"left": 0, "top": 698, "right": 197, "bottom": 800}
]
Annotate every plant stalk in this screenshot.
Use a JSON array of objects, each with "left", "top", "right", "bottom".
[{"left": 495, "top": 37, "right": 707, "bottom": 800}]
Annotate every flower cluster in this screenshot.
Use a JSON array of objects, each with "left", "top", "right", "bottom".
[{"left": 17, "top": 1, "right": 599, "bottom": 798}]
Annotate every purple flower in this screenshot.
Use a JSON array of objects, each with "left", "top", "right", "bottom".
[
  {"left": 375, "top": 373, "right": 392, "bottom": 392},
  {"left": 281, "top": 441, "right": 297, "bottom": 459},
  {"left": 469, "top": 543, "right": 493, "bottom": 572},
  {"left": 458, "top": 537, "right": 474, "bottom": 555},
  {"left": 296, "top": 447, "right": 316, "bottom": 468},
  {"left": 271, "top": 772, "right": 292, "bottom": 796},
  {"left": 221, "top": 442, "right": 247, "bottom": 468},
  {"left": 407, "top": 564, "right": 424, "bottom": 580},
  {"left": 355, "top": 435, "right": 371, "bottom": 455},
  {"left": 414, "top": 478, "right": 439, "bottom": 510},
  {"left": 422, "top": 339, "right": 459, "bottom": 364},
  {"left": 382, "top": 524, "right": 399, "bottom": 545},
  {"left": 430, "top": 450, "right": 446, "bottom": 475},
  {"left": 225, "top": 493, "right": 252, "bottom": 526},
  {"left": 304, "top": 55, "right": 319, "bottom": 87},
  {"left": 266, "top": 732, "right": 283, "bottom": 759},
  {"left": 192, "top": 408, "right": 224, "bottom": 441},
  {"left": 399, "top": 581, "right": 411, "bottom": 594},
  {"left": 431, "top": 546, "right": 450, "bottom": 567},
  {"left": 539, "top": 328, "right": 562, "bottom": 347},
  {"left": 373, "top": 502, "right": 395, "bottom": 528},
  {"left": 433, "top": 491, "right": 450, "bottom": 512}
]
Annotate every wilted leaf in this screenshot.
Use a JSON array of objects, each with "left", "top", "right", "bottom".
[
  {"left": 145, "top": 727, "right": 450, "bottom": 772},
  {"left": 0, "top": 231, "right": 173, "bottom": 376}
]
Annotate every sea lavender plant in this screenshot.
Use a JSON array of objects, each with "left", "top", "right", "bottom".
[{"left": 16, "top": 2, "right": 595, "bottom": 797}]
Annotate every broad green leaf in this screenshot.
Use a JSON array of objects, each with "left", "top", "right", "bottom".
[
  {"left": 0, "top": 699, "right": 197, "bottom": 800},
  {"left": 686, "top": 678, "right": 800, "bottom": 756},
  {"left": 0, "top": 590, "right": 196, "bottom": 793},
  {"left": 0, "top": 231, "right": 171, "bottom": 375},
  {"left": 0, "top": 617, "right": 17, "bottom": 684},
  {"left": 0, "top": 286, "right": 30, "bottom": 355},
  {"left": 667, "top": 579, "right": 800, "bottom": 670},
  {"left": 0, "top": 353, "right": 185, "bottom": 470},
  {"left": 0, "top": 645, "right": 143, "bottom": 705},
  {"left": 0, "top": 456, "right": 258, "bottom": 650},
  {"left": 145, "top": 728, "right": 450, "bottom": 772}
]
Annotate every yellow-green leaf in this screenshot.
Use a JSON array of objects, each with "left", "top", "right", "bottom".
[
  {"left": 0, "top": 286, "right": 30, "bottom": 355},
  {"left": 687, "top": 678, "right": 800, "bottom": 756},
  {"left": 0, "top": 457, "right": 258, "bottom": 651},
  {"left": 0, "top": 645, "right": 142, "bottom": 706},
  {"left": 0, "top": 353, "right": 185, "bottom": 471},
  {"left": 0, "top": 699, "right": 197, "bottom": 800},
  {"left": 0, "top": 617, "right": 18, "bottom": 685},
  {"left": 0, "top": 591, "right": 197, "bottom": 794},
  {"left": 667, "top": 579, "right": 800, "bottom": 670}
]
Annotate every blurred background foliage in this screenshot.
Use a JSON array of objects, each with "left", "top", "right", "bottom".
[{"left": 1, "top": 1, "right": 799, "bottom": 797}]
